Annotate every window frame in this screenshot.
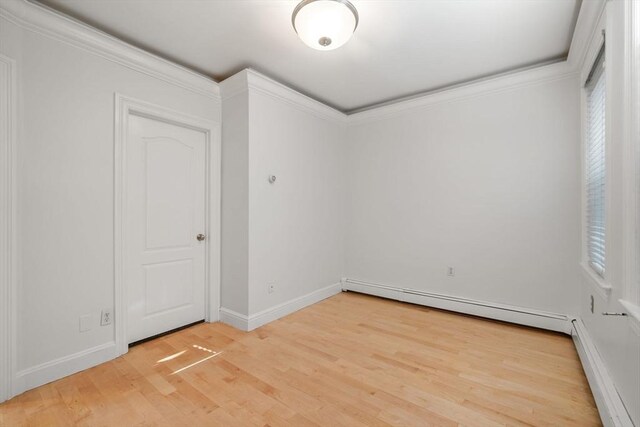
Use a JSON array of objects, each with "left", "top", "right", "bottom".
[
  {"left": 622, "top": 0, "right": 640, "bottom": 309},
  {"left": 580, "top": 16, "right": 612, "bottom": 299}
]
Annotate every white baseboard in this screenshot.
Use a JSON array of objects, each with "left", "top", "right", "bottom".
[
  {"left": 572, "top": 319, "right": 635, "bottom": 427},
  {"left": 220, "top": 282, "right": 343, "bottom": 331},
  {"left": 343, "top": 278, "right": 572, "bottom": 334},
  {"left": 4, "top": 286, "right": 629, "bottom": 427},
  {"left": 219, "top": 307, "right": 249, "bottom": 331},
  {"left": 12, "top": 341, "right": 117, "bottom": 398}
]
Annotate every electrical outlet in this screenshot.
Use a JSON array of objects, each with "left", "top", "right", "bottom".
[
  {"left": 79, "top": 315, "right": 92, "bottom": 332},
  {"left": 590, "top": 295, "right": 594, "bottom": 314},
  {"left": 101, "top": 309, "right": 112, "bottom": 326},
  {"left": 267, "top": 283, "right": 275, "bottom": 294},
  {"left": 447, "top": 267, "right": 455, "bottom": 277}
]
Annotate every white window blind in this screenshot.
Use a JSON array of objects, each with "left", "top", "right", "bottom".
[{"left": 585, "top": 46, "right": 606, "bottom": 277}]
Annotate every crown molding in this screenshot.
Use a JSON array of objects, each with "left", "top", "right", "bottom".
[
  {"left": 0, "top": 0, "right": 605, "bottom": 126},
  {"left": 246, "top": 69, "right": 348, "bottom": 124},
  {"left": 220, "top": 69, "right": 348, "bottom": 124},
  {"left": 225, "top": 62, "right": 580, "bottom": 128},
  {"left": 220, "top": 69, "right": 348, "bottom": 125},
  {"left": 231, "top": 0, "right": 602, "bottom": 126},
  {"left": 219, "top": 69, "right": 250, "bottom": 101},
  {"left": 345, "top": 1, "right": 605, "bottom": 124},
  {"left": 0, "top": 0, "right": 220, "bottom": 100},
  {"left": 348, "top": 61, "right": 579, "bottom": 125}
]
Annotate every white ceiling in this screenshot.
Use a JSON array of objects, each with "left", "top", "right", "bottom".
[{"left": 38, "top": 0, "right": 581, "bottom": 112}]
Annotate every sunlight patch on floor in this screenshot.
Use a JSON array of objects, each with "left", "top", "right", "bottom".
[
  {"left": 156, "top": 350, "right": 187, "bottom": 363},
  {"left": 163, "top": 344, "right": 222, "bottom": 375}
]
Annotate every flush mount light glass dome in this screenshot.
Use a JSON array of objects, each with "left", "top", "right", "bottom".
[{"left": 292, "top": 0, "right": 358, "bottom": 51}]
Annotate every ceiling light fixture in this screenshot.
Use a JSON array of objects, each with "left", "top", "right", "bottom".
[{"left": 292, "top": 0, "right": 359, "bottom": 51}]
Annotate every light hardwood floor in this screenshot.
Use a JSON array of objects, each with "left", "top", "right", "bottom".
[{"left": 0, "top": 292, "right": 601, "bottom": 426}]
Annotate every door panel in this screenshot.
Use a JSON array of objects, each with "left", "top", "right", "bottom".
[
  {"left": 145, "top": 137, "right": 195, "bottom": 250},
  {"left": 144, "top": 259, "right": 193, "bottom": 316},
  {"left": 126, "top": 114, "right": 206, "bottom": 343}
]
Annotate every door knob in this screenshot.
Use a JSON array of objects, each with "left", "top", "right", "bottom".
[{"left": 196, "top": 234, "right": 206, "bottom": 241}]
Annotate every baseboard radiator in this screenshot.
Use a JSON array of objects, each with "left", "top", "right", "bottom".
[{"left": 341, "top": 278, "right": 572, "bottom": 334}]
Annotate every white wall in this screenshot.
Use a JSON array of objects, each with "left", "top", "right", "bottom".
[
  {"left": 220, "top": 82, "right": 250, "bottom": 315},
  {"left": 0, "top": 9, "right": 220, "bottom": 381},
  {"left": 345, "top": 74, "right": 582, "bottom": 316},
  {"left": 247, "top": 84, "right": 346, "bottom": 316},
  {"left": 578, "top": 1, "right": 640, "bottom": 424},
  {"left": 220, "top": 70, "right": 347, "bottom": 321},
  {"left": 3, "top": 2, "right": 637, "bottom": 422}
]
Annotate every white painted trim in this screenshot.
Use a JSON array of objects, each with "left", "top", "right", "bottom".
[
  {"left": 218, "top": 308, "right": 249, "bottom": 331},
  {"left": 219, "top": 69, "right": 348, "bottom": 125},
  {"left": 342, "top": 278, "right": 572, "bottom": 334},
  {"left": 348, "top": 62, "right": 579, "bottom": 125},
  {"left": 220, "top": 282, "right": 343, "bottom": 331},
  {"left": 0, "top": 0, "right": 603, "bottom": 122},
  {"left": 12, "top": 342, "right": 117, "bottom": 398},
  {"left": 248, "top": 282, "right": 342, "bottom": 330},
  {"left": 345, "top": 0, "right": 604, "bottom": 117},
  {"left": 579, "top": 4, "right": 607, "bottom": 85},
  {"left": 207, "top": 115, "right": 222, "bottom": 325},
  {"left": 579, "top": 9, "right": 609, "bottom": 294},
  {"left": 0, "top": 0, "right": 604, "bottom": 120},
  {"left": 572, "top": 318, "right": 635, "bottom": 427},
  {"left": 245, "top": 69, "right": 347, "bottom": 125},
  {"left": 0, "top": 53, "right": 17, "bottom": 403},
  {"left": 635, "top": 0, "right": 640, "bottom": 307},
  {"left": 618, "top": 299, "right": 640, "bottom": 329},
  {"left": 0, "top": 0, "right": 219, "bottom": 100},
  {"left": 114, "top": 94, "right": 221, "bottom": 356},
  {"left": 345, "top": 0, "right": 604, "bottom": 123},
  {"left": 568, "top": 0, "right": 607, "bottom": 69},
  {"left": 622, "top": 0, "right": 640, "bottom": 307},
  {"left": 581, "top": 262, "right": 613, "bottom": 301},
  {"left": 219, "top": 70, "right": 250, "bottom": 101}
]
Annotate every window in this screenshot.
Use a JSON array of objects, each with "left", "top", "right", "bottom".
[{"left": 585, "top": 46, "right": 606, "bottom": 277}]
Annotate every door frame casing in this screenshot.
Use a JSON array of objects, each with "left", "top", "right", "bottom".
[
  {"left": 0, "top": 53, "right": 18, "bottom": 402},
  {"left": 114, "top": 93, "right": 221, "bottom": 356}
]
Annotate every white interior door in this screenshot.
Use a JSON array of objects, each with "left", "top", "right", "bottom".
[{"left": 125, "top": 114, "right": 207, "bottom": 344}]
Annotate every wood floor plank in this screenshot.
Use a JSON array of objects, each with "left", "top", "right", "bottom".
[{"left": 0, "top": 292, "right": 601, "bottom": 426}]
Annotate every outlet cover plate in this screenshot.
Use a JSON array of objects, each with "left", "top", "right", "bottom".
[{"left": 101, "top": 309, "right": 112, "bottom": 326}]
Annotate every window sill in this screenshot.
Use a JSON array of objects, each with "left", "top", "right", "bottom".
[
  {"left": 580, "top": 262, "right": 612, "bottom": 300},
  {"left": 619, "top": 299, "right": 640, "bottom": 334}
]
